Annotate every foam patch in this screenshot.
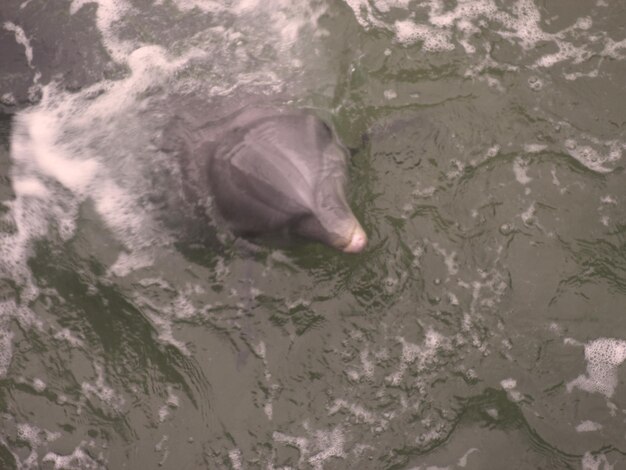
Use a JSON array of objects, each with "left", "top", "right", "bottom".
[{"left": 567, "top": 338, "right": 626, "bottom": 398}]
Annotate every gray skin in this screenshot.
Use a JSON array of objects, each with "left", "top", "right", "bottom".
[{"left": 163, "top": 104, "right": 367, "bottom": 253}]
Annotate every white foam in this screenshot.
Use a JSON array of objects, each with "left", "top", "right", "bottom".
[
  {"left": 53, "top": 328, "right": 85, "bottom": 348},
  {"left": 158, "top": 405, "right": 170, "bottom": 422},
  {"left": 394, "top": 20, "right": 454, "bottom": 51},
  {"left": 228, "top": 449, "right": 243, "bottom": 470},
  {"left": 32, "top": 378, "right": 46, "bottom": 392},
  {"left": 386, "top": 329, "right": 447, "bottom": 385},
  {"left": 273, "top": 431, "right": 309, "bottom": 466},
  {"left": 70, "top": 0, "right": 132, "bottom": 63},
  {"left": 11, "top": 178, "right": 49, "bottom": 198},
  {"left": 360, "top": 349, "right": 375, "bottom": 379},
  {"left": 263, "top": 397, "right": 274, "bottom": 421},
  {"left": 14, "top": 111, "right": 99, "bottom": 194},
  {"left": 500, "top": 378, "right": 523, "bottom": 402},
  {"left": 154, "top": 434, "right": 169, "bottom": 466},
  {"left": 564, "top": 337, "right": 583, "bottom": 347},
  {"left": 383, "top": 89, "right": 397, "bottom": 100},
  {"left": 1, "top": 92, "right": 17, "bottom": 106},
  {"left": 604, "top": 37, "right": 626, "bottom": 59},
  {"left": 344, "top": 0, "right": 623, "bottom": 86},
  {"left": 500, "top": 378, "right": 516, "bottom": 390},
  {"left": 109, "top": 252, "right": 154, "bottom": 277},
  {"left": 412, "top": 184, "right": 436, "bottom": 198},
  {"left": 4, "top": 86, "right": 134, "bottom": 298},
  {"left": 42, "top": 446, "right": 101, "bottom": 470},
  {"left": 174, "top": 0, "right": 326, "bottom": 56},
  {"left": 524, "top": 144, "right": 547, "bottom": 153},
  {"left": 17, "top": 423, "right": 43, "bottom": 445},
  {"left": 431, "top": 242, "right": 458, "bottom": 276},
  {"left": 0, "top": 329, "right": 14, "bottom": 378},
  {"left": 4, "top": 119, "right": 73, "bottom": 290},
  {"left": 345, "top": 369, "right": 360, "bottom": 381},
  {"left": 80, "top": 363, "right": 125, "bottom": 411},
  {"left": 166, "top": 386, "right": 179, "bottom": 407},
  {"left": 17, "top": 50, "right": 204, "bottom": 258},
  {"left": 170, "top": 0, "right": 221, "bottom": 13},
  {"left": 253, "top": 340, "right": 277, "bottom": 420},
  {"left": 328, "top": 399, "right": 376, "bottom": 424},
  {"left": 3, "top": 22, "right": 34, "bottom": 67},
  {"left": 373, "top": 0, "right": 411, "bottom": 13},
  {"left": 520, "top": 203, "right": 535, "bottom": 225},
  {"left": 307, "top": 427, "right": 345, "bottom": 470},
  {"left": 576, "top": 420, "right": 603, "bottom": 432},
  {"left": 513, "top": 157, "right": 532, "bottom": 184},
  {"left": 159, "top": 386, "right": 180, "bottom": 422},
  {"left": 564, "top": 140, "right": 620, "bottom": 174},
  {"left": 138, "top": 277, "right": 173, "bottom": 290},
  {"left": 274, "top": 424, "right": 345, "bottom": 470},
  {"left": 581, "top": 452, "right": 614, "bottom": 470},
  {"left": 94, "top": 180, "right": 148, "bottom": 241},
  {"left": 343, "top": 0, "right": 385, "bottom": 29},
  {"left": 567, "top": 338, "right": 626, "bottom": 398},
  {"left": 458, "top": 448, "right": 479, "bottom": 467},
  {"left": 142, "top": 308, "right": 190, "bottom": 355}
]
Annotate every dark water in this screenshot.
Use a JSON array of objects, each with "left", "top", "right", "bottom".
[{"left": 1, "top": 0, "right": 625, "bottom": 468}]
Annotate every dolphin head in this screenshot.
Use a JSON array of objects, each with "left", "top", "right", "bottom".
[
  {"left": 207, "top": 108, "right": 367, "bottom": 253},
  {"left": 294, "top": 135, "right": 367, "bottom": 253}
]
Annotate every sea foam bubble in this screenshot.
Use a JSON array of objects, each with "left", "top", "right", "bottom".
[{"left": 567, "top": 338, "right": 626, "bottom": 398}]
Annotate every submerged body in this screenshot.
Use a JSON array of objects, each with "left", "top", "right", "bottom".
[{"left": 163, "top": 102, "right": 367, "bottom": 253}]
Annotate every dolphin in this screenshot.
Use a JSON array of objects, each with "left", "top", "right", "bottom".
[{"left": 162, "top": 103, "right": 367, "bottom": 253}]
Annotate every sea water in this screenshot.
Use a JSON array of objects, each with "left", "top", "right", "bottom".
[{"left": 0, "top": 0, "right": 625, "bottom": 468}]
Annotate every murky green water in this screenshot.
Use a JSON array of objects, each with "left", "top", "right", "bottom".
[{"left": 1, "top": 0, "right": 625, "bottom": 468}]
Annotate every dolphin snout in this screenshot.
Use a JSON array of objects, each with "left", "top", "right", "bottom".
[{"left": 340, "top": 220, "right": 367, "bottom": 253}]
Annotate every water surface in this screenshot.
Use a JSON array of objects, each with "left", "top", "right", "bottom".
[{"left": 0, "top": 0, "right": 625, "bottom": 468}]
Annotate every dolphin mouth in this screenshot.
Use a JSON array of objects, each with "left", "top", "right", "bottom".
[{"left": 340, "top": 221, "right": 367, "bottom": 253}]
